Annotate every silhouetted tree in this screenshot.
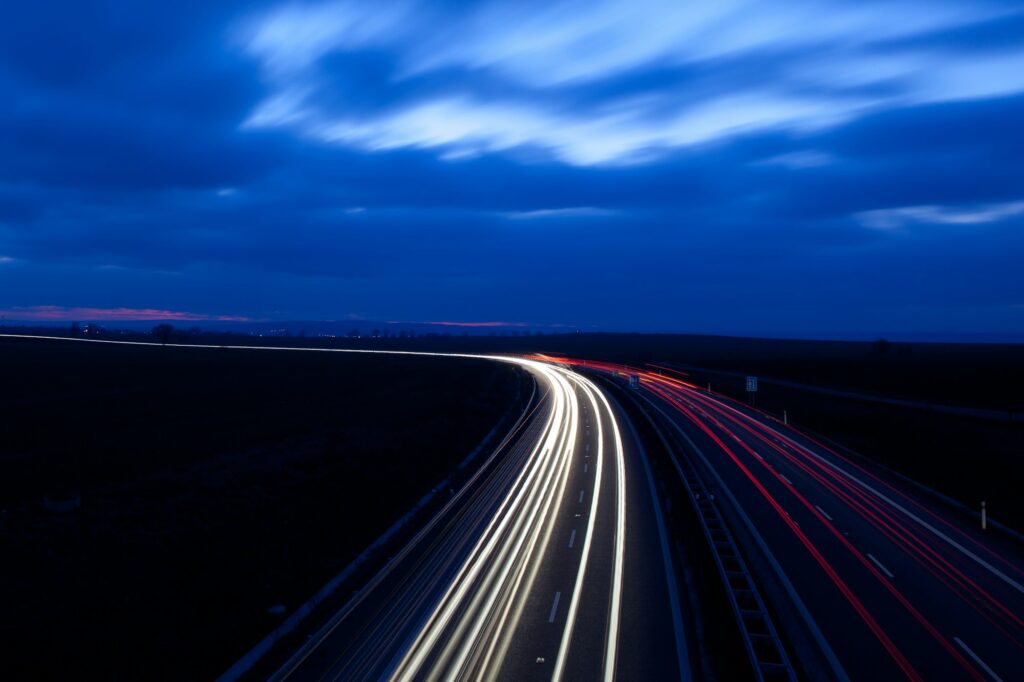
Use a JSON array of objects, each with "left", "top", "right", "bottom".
[
  {"left": 348, "top": 328, "right": 361, "bottom": 338},
  {"left": 153, "top": 323, "right": 175, "bottom": 344},
  {"left": 69, "top": 322, "right": 81, "bottom": 337},
  {"left": 872, "top": 337, "right": 891, "bottom": 356}
]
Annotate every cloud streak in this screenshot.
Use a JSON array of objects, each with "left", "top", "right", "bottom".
[{"left": 857, "top": 200, "right": 1024, "bottom": 230}]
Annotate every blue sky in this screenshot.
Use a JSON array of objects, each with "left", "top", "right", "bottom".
[{"left": 1, "top": 0, "right": 1023, "bottom": 338}]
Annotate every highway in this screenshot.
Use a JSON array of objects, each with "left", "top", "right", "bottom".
[
  {"left": 556, "top": 357, "right": 1024, "bottom": 682},
  {"left": 8, "top": 333, "right": 1020, "bottom": 681},
  {"left": 267, "top": 356, "right": 687, "bottom": 681}
]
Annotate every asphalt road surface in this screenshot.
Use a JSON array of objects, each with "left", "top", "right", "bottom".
[{"left": 567, "top": 358, "right": 1023, "bottom": 682}]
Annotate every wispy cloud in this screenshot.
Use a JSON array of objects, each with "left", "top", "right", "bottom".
[
  {"left": 299, "top": 91, "right": 865, "bottom": 165},
  {"left": 237, "top": 0, "right": 1023, "bottom": 165},
  {"left": 856, "top": 200, "right": 1024, "bottom": 230},
  {"left": 422, "top": 320, "right": 529, "bottom": 327},
  {"left": 755, "top": 151, "right": 834, "bottom": 169},
  {"left": 502, "top": 206, "right": 615, "bottom": 220},
  {"left": 0, "top": 306, "right": 253, "bottom": 322}
]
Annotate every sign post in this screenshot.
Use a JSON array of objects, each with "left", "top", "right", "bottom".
[{"left": 746, "top": 376, "right": 758, "bottom": 406}]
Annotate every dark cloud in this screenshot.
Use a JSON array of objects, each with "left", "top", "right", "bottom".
[{"left": 0, "top": 106, "right": 286, "bottom": 190}]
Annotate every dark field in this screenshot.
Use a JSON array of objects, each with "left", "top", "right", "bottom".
[{"left": 0, "top": 337, "right": 523, "bottom": 680}]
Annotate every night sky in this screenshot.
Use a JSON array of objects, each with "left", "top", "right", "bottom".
[{"left": 1, "top": 1, "right": 1023, "bottom": 338}]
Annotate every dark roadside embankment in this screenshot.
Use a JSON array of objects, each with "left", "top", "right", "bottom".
[{"left": 0, "top": 337, "right": 524, "bottom": 680}]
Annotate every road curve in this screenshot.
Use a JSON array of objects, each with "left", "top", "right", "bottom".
[
  {"left": 269, "top": 356, "right": 684, "bottom": 681},
  {"left": 0, "top": 335, "right": 687, "bottom": 681}
]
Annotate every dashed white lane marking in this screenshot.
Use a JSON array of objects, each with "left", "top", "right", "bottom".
[
  {"left": 814, "top": 505, "right": 833, "bottom": 521},
  {"left": 867, "top": 553, "right": 895, "bottom": 578},
  {"left": 584, "top": 463, "right": 588, "bottom": 473},
  {"left": 753, "top": 453, "right": 764, "bottom": 461},
  {"left": 780, "top": 474, "right": 793, "bottom": 485},
  {"left": 954, "top": 637, "right": 1003, "bottom": 682},
  {"left": 568, "top": 529, "right": 577, "bottom": 549},
  {"left": 578, "top": 490, "right": 585, "bottom": 504},
  {"left": 548, "top": 592, "right": 562, "bottom": 623}
]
